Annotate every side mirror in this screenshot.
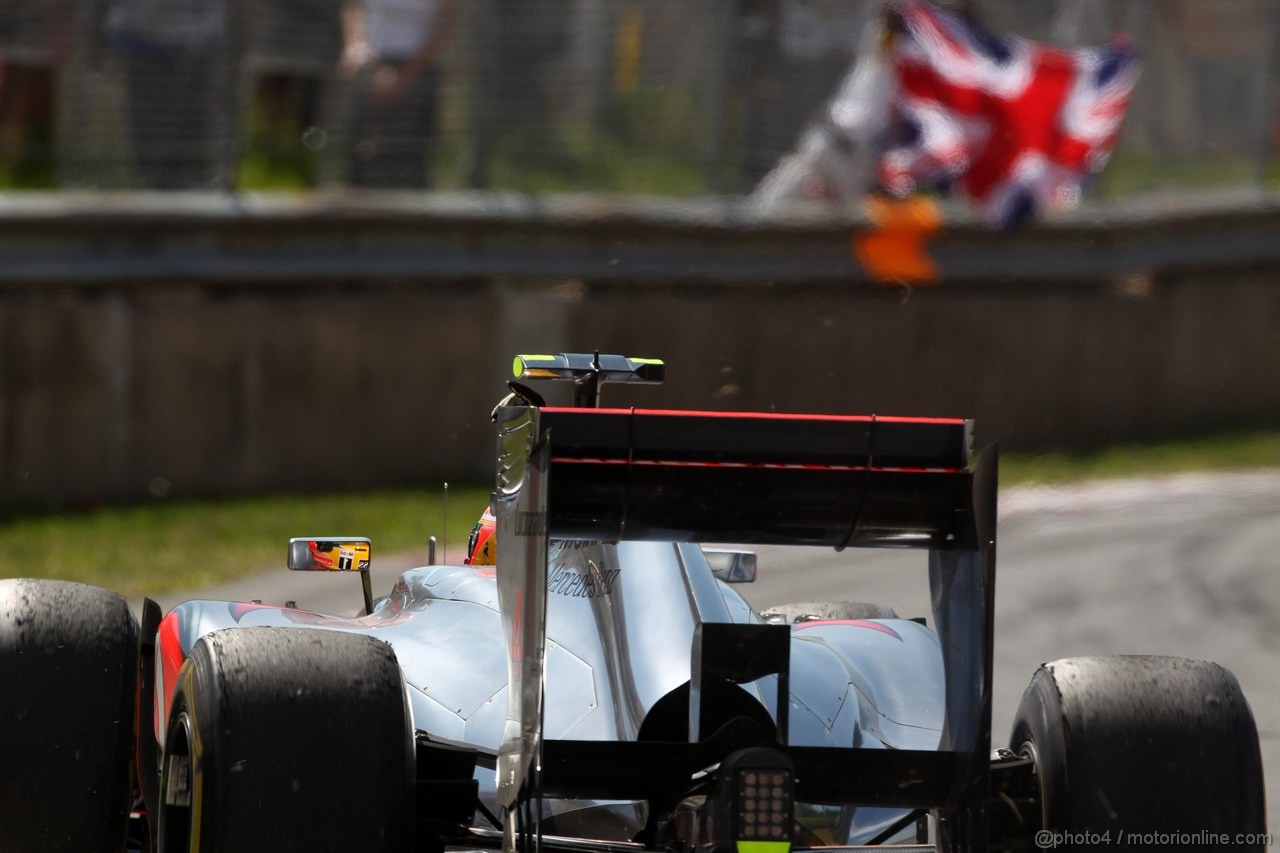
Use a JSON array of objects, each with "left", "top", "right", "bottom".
[
  {"left": 704, "top": 548, "right": 757, "bottom": 584},
  {"left": 287, "top": 537, "right": 374, "bottom": 613},
  {"left": 288, "top": 537, "right": 371, "bottom": 572}
]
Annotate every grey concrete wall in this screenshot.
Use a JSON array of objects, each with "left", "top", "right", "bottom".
[
  {"left": 3, "top": 269, "right": 1278, "bottom": 506},
  {"left": 578, "top": 272, "right": 1280, "bottom": 446}
]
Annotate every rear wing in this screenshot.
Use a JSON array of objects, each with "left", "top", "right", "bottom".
[
  {"left": 540, "top": 407, "right": 973, "bottom": 547},
  {"left": 491, "top": 403, "right": 998, "bottom": 851}
]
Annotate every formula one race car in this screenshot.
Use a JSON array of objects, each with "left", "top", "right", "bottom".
[{"left": 1, "top": 353, "right": 1266, "bottom": 852}]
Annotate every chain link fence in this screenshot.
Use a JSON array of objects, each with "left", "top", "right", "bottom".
[{"left": 1, "top": 0, "right": 1277, "bottom": 195}]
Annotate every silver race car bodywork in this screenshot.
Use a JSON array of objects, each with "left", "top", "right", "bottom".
[
  {"left": 156, "top": 537, "right": 945, "bottom": 845},
  {"left": 129, "top": 354, "right": 1002, "bottom": 852}
]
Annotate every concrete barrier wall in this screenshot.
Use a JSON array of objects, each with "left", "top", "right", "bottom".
[{"left": 4, "top": 267, "right": 1279, "bottom": 506}]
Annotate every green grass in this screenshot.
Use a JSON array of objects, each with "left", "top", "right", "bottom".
[
  {"left": 1000, "top": 429, "right": 1280, "bottom": 486},
  {"left": 0, "top": 486, "right": 489, "bottom": 598}
]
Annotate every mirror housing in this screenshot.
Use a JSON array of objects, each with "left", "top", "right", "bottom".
[
  {"left": 287, "top": 537, "right": 374, "bottom": 614},
  {"left": 288, "top": 538, "right": 371, "bottom": 572},
  {"left": 704, "top": 548, "right": 757, "bottom": 584}
]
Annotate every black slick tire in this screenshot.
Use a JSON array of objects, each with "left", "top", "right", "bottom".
[
  {"left": 1011, "top": 655, "right": 1266, "bottom": 851},
  {"left": 0, "top": 578, "right": 139, "bottom": 853},
  {"left": 158, "top": 626, "right": 414, "bottom": 852}
]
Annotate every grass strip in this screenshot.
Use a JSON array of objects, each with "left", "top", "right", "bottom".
[
  {"left": 1000, "top": 430, "right": 1280, "bottom": 486},
  {"left": 0, "top": 486, "right": 490, "bottom": 598},
  {"left": 3, "top": 429, "right": 1278, "bottom": 596}
]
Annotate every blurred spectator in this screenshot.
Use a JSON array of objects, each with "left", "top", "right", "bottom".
[
  {"left": 490, "top": 0, "right": 570, "bottom": 138},
  {"left": 106, "top": 0, "right": 230, "bottom": 188},
  {"left": 242, "top": 0, "right": 344, "bottom": 188},
  {"left": 735, "top": 0, "right": 867, "bottom": 191},
  {"left": 0, "top": 0, "right": 67, "bottom": 187},
  {"left": 341, "top": 0, "right": 455, "bottom": 188}
]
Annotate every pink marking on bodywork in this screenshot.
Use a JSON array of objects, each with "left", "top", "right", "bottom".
[
  {"left": 792, "top": 619, "right": 903, "bottom": 641},
  {"left": 157, "top": 612, "right": 184, "bottom": 738}
]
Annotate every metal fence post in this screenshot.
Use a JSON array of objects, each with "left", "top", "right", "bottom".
[
  {"left": 221, "top": 0, "right": 240, "bottom": 193},
  {"left": 1255, "top": 0, "right": 1280, "bottom": 186},
  {"left": 705, "top": 0, "right": 737, "bottom": 194},
  {"left": 465, "top": 0, "right": 497, "bottom": 189}
]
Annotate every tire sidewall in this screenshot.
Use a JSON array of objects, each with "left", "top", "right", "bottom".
[
  {"left": 159, "top": 645, "right": 225, "bottom": 853},
  {"left": 0, "top": 579, "right": 139, "bottom": 853},
  {"left": 1010, "top": 668, "right": 1071, "bottom": 832}
]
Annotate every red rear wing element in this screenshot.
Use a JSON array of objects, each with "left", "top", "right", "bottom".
[{"left": 537, "top": 408, "right": 974, "bottom": 548}]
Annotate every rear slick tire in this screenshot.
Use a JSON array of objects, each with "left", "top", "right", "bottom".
[
  {"left": 1011, "top": 655, "right": 1266, "bottom": 852},
  {"left": 158, "top": 627, "right": 414, "bottom": 852},
  {"left": 0, "top": 578, "right": 139, "bottom": 853}
]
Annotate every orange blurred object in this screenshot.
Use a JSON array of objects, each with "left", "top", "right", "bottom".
[{"left": 853, "top": 195, "right": 943, "bottom": 286}]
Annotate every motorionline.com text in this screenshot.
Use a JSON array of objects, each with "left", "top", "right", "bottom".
[{"left": 1035, "top": 829, "right": 1274, "bottom": 848}]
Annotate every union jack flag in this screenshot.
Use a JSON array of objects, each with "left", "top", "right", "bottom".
[{"left": 879, "top": 0, "right": 1141, "bottom": 228}]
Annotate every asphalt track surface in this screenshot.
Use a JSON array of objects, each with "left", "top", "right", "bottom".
[{"left": 150, "top": 471, "right": 1280, "bottom": 830}]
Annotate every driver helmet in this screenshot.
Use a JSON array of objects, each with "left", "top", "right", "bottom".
[{"left": 466, "top": 506, "right": 497, "bottom": 565}]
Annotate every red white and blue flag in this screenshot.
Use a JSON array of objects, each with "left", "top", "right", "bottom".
[{"left": 880, "top": 0, "right": 1141, "bottom": 228}]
